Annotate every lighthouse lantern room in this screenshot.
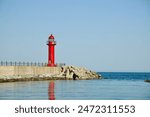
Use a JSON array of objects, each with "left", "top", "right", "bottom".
[{"left": 47, "top": 34, "right": 56, "bottom": 67}]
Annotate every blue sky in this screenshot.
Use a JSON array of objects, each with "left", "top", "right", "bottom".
[{"left": 0, "top": 0, "right": 150, "bottom": 72}]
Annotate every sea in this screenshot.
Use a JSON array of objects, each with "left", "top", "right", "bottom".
[{"left": 0, "top": 72, "right": 150, "bottom": 100}]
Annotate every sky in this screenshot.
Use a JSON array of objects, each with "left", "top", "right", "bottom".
[{"left": 0, "top": 0, "right": 150, "bottom": 72}]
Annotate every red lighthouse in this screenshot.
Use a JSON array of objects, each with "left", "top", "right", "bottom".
[{"left": 47, "top": 34, "right": 56, "bottom": 67}]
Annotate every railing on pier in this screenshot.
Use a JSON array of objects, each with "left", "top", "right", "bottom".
[
  {"left": 0, "top": 61, "right": 65, "bottom": 67},
  {"left": 56, "top": 63, "right": 66, "bottom": 67}
]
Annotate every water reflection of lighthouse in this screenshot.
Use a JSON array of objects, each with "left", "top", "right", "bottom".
[{"left": 48, "top": 81, "right": 55, "bottom": 100}]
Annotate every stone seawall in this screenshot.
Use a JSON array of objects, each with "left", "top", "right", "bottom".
[
  {"left": 0, "top": 66, "right": 101, "bottom": 82},
  {"left": 0, "top": 66, "right": 61, "bottom": 76}
]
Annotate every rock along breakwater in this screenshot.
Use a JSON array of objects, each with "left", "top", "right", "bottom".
[{"left": 0, "top": 66, "right": 101, "bottom": 83}]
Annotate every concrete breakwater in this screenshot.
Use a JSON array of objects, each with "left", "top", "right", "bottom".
[{"left": 0, "top": 66, "right": 101, "bottom": 82}]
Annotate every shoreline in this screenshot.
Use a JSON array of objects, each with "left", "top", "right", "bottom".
[
  {"left": 0, "top": 76, "right": 100, "bottom": 83},
  {"left": 0, "top": 66, "right": 101, "bottom": 83}
]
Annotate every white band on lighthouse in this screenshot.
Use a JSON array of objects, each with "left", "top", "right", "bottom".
[
  {"left": 49, "top": 39, "right": 54, "bottom": 42},
  {"left": 52, "top": 41, "right": 56, "bottom": 45}
]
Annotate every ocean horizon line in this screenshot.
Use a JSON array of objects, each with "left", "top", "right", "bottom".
[{"left": 97, "top": 71, "right": 150, "bottom": 73}]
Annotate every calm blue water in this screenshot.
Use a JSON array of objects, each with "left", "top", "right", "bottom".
[{"left": 0, "top": 72, "right": 150, "bottom": 100}]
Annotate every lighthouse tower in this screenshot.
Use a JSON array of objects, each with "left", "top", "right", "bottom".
[{"left": 47, "top": 34, "right": 56, "bottom": 67}]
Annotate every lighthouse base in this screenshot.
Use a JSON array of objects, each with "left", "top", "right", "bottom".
[{"left": 47, "top": 63, "right": 57, "bottom": 67}]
